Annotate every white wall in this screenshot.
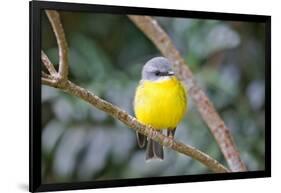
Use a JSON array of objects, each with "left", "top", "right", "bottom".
[{"left": 0, "top": 0, "right": 278, "bottom": 192}]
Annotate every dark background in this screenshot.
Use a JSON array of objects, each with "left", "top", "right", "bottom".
[{"left": 41, "top": 11, "right": 265, "bottom": 184}]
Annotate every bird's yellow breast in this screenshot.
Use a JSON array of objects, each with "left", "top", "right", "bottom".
[{"left": 134, "top": 76, "right": 187, "bottom": 129}]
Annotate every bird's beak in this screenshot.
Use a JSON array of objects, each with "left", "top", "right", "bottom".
[{"left": 167, "top": 71, "right": 175, "bottom": 76}]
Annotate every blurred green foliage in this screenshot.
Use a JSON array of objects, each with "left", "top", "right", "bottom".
[{"left": 41, "top": 11, "right": 265, "bottom": 183}]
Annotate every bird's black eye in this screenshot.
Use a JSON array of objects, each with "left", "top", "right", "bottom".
[{"left": 155, "top": 71, "right": 161, "bottom": 76}]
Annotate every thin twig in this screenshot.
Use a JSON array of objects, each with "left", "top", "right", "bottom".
[
  {"left": 41, "top": 51, "right": 57, "bottom": 76},
  {"left": 41, "top": 71, "right": 53, "bottom": 79},
  {"left": 128, "top": 15, "right": 247, "bottom": 172},
  {"left": 42, "top": 77, "right": 58, "bottom": 87},
  {"left": 45, "top": 10, "right": 68, "bottom": 81}
]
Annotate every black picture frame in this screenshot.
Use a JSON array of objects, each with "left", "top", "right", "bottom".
[{"left": 29, "top": 0, "right": 271, "bottom": 192}]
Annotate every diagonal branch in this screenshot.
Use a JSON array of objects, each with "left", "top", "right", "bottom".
[
  {"left": 45, "top": 10, "right": 68, "bottom": 81},
  {"left": 47, "top": 79, "right": 229, "bottom": 173},
  {"left": 41, "top": 71, "right": 53, "bottom": 79},
  {"left": 41, "top": 51, "right": 57, "bottom": 76},
  {"left": 128, "top": 15, "right": 247, "bottom": 172}
]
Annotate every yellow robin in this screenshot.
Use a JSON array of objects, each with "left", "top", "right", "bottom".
[{"left": 134, "top": 57, "right": 188, "bottom": 160}]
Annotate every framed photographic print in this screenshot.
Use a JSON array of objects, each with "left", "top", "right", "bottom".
[{"left": 29, "top": 0, "right": 271, "bottom": 192}]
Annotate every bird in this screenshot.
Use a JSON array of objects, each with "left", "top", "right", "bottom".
[{"left": 134, "top": 57, "right": 188, "bottom": 160}]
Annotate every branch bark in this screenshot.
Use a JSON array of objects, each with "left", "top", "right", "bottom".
[
  {"left": 41, "top": 10, "right": 229, "bottom": 173},
  {"left": 41, "top": 51, "right": 57, "bottom": 76},
  {"left": 128, "top": 15, "right": 247, "bottom": 172},
  {"left": 46, "top": 10, "right": 68, "bottom": 81}
]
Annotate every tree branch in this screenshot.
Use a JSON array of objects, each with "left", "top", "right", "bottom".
[
  {"left": 41, "top": 10, "right": 230, "bottom": 173},
  {"left": 43, "top": 80, "right": 229, "bottom": 173},
  {"left": 45, "top": 10, "right": 68, "bottom": 81},
  {"left": 41, "top": 77, "right": 58, "bottom": 87},
  {"left": 41, "top": 71, "right": 53, "bottom": 79},
  {"left": 128, "top": 15, "right": 247, "bottom": 172},
  {"left": 41, "top": 51, "right": 57, "bottom": 76},
  {"left": 53, "top": 79, "right": 228, "bottom": 173}
]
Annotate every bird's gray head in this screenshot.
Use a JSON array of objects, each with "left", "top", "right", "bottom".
[{"left": 142, "top": 57, "right": 175, "bottom": 81}]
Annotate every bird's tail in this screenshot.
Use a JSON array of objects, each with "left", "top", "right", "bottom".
[
  {"left": 136, "top": 131, "right": 164, "bottom": 160},
  {"left": 146, "top": 138, "right": 164, "bottom": 160}
]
